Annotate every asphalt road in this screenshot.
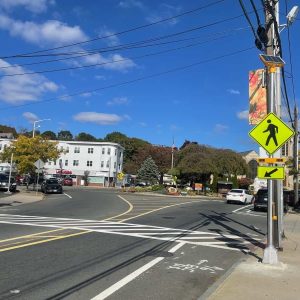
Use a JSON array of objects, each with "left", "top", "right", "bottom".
[{"left": 0, "top": 188, "right": 267, "bottom": 300}]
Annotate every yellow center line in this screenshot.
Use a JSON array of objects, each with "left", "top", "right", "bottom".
[
  {"left": 0, "top": 195, "right": 203, "bottom": 252},
  {"left": 0, "top": 231, "right": 90, "bottom": 253}
]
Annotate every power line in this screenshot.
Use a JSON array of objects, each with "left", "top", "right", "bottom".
[
  {"left": 0, "top": 46, "right": 254, "bottom": 111},
  {"left": 1, "top": 29, "right": 247, "bottom": 77},
  {"left": 284, "top": 0, "right": 297, "bottom": 107},
  {"left": 1, "top": 11, "right": 246, "bottom": 61},
  {"left": 0, "top": 0, "right": 226, "bottom": 59},
  {"left": 0, "top": 26, "right": 249, "bottom": 70}
]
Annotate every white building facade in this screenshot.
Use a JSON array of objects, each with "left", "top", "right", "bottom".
[{"left": 0, "top": 139, "right": 124, "bottom": 187}]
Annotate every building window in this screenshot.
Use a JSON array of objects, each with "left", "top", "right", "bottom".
[
  {"left": 48, "top": 161, "right": 52, "bottom": 166},
  {"left": 119, "top": 152, "right": 122, "bottom": 158},
  {"left": 0, "top": 144, "right": 2, "bottom": 151},
  {"left": 73, "top": 160, "right": 79, "bottom": 166},
  {"left": 114, "top": 162, "right": 116, "bottom": 169},
  {"left": 101, "top": 161, "right": 104, "bottom": 168},
  {"left": 118, "top": 163, "right": 121, "bottom": 171},
  {"left": 74, "top": 146, "right": 80, "bottom": 153},
  {"left": 106, "top": 160, "right": 109, "bottom": 168},
  {"left": 65, "top": 160, "right": 68, "bottom": 166},
  {"left": 53, "top": 160, "right": 56, "bottom": 165},
  {"left": 115, "top": 149, "right": 117, "bottom": 155},
  {"left": 60, "top": 146, "right": 64, "bottom": 152},
  {"left": 88, "top": 147, "right": 94, "bottom": 154},
  {"left": 66, "top": 146, "right": 69, "bottom": 153},
  {"left": 108, "top": 148, "right": 111, "bottom": 155},
  {"left": 87, "top": 161, "right": 93, "bottom": 167},
  {"left": 102, "top": 148, "right": 105, "bottom": 154}
]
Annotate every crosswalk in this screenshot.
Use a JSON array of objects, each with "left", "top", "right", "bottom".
[{"left": 0, "top": 214, "right": 261, "bottom": 252}]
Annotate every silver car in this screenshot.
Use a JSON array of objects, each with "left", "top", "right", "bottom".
[{"left": 226, "top": 189, "right": 254, "bottom": 204}]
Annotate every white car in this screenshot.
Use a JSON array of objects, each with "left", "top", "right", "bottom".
[{"left": 226, "top": 189, "right": 254, "bottom": 204}]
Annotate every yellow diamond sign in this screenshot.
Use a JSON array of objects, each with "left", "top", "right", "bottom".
[{"left": 249, "top": 112, "right": 294, "bottom": 154}]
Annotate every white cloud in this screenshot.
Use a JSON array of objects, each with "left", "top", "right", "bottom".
[
  {"left": 118, "top": 0, "right": 146, "bottom": 9},
  {"left": 214, "top": 123, "right": 229, "bottom": 133},
  {"left": 107, "top": 97, "right": 129, "bottom": 106},
  {"left": 73, "top": 112, "right": 123, "bottom": 125},
  {"left": 0, "top": 59, "right": 59, "bottom": 104},
  {"left": 23, "top": 112, "right": 39, "bottom": 123},
  {"left": 80, "top": 92, "right": 93, "bottom": 98},
  {"left": 95, "top": 75, "right": 106, "bottom": 80},
  {"left": 146, "top": 4, "right": 181, "bottom": 26},
  {"left": 98, "top": 27, "right": 120, "bottom": 46},
  {"left": 0, "top": 14, "right": 87, "bottom": 47},
  {"left": 139, "top": 122, "right": 147, "bottom": 127},
  {"left": 0, "top": 0, "right": 55, "bottom": 13},
  {"left": 237, "top": 110, "right": 249, "bottom": 120},
  {"left": 227, "top": 89, "right": 240, "bottom": 95}
]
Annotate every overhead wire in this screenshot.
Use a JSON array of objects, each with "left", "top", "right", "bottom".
[
  {"left": 1, "top": 28, "right": 248, "bottom": 77},
  {"left": 0, "top": 26, "right": 249, "bottom": 70},
  {"left": 0, "top": 0, "right": 226, "bottom": 59},
  {"left": 284, "top": 0, "right": 297, "bottom": 107},
  {"left": 0, "top": 46, "right": 254, "bottom": 111}
]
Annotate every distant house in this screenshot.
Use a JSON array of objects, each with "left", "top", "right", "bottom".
[
  {"left": 240, "top": 150, "right": 259, "bottom": 179},
  {"left": 0, "top": 133, "right": 14, "bottom": 139}
]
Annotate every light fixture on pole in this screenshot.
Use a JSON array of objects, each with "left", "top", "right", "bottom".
[{"left": 32, "top": 119, "right": 51, "bottom": 138}]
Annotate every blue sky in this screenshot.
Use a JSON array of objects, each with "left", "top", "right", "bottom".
[{"left": 0, "top": 0, "right": 299, "bottom": 152}]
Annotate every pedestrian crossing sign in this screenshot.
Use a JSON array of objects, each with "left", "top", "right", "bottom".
[{"left": 249, "top": 112, "right": 294, "bottom": 154}]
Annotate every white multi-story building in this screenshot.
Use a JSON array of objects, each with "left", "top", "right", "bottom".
[{"left": 0, "top": 139, "right": 124, "bottom": 187}]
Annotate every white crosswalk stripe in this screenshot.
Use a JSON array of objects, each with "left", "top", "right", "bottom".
[{"left": 0, "top": 214, "right": 261, "bottom": 251}]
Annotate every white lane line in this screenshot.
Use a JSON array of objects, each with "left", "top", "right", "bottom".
[
  {"left": 232, "top": 204, "right": 252, "bottom": 213},
  {"left": 64, "top": 193, "right": 72, "bottom": 199},
  {"left": 90, "top": 243, "right": 185, "bottom": 300}
]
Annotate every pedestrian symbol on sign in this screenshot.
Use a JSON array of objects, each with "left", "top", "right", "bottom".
[{"left": 263, "top": 119, "right": 278, "bottom": 146}]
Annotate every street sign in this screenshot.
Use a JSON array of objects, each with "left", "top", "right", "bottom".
[
  {"left": 257, "top": 157, "right": 286, "bottom": 164},
  {"left": 257, "top": 166, "right": 285, "bottom": 180},
  {"left": 249, "top": 112, "right": 294, "bottom": 154},
  {"left": 34, "top": 159, "right": 45, "bottom": 169},
  {"left": 117, "top": 172, "right": 124, "bottom": 180}
]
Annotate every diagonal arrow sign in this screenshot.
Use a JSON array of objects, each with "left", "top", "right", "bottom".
[{"left": 264, "top": 168, "right": 278, "bottom": 177}]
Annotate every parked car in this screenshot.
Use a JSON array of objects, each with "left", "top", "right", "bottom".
[
  {"left": 254, "top": 188, "right": 292, "bottom": 211},
  {"left": 226, "top": 189, "right": 254, "bottom": 204},
  {"left": 63, "top": 177, "right": 73, "bottom": 186},
  {"left": 41, "top": 178, "right": 63, "bottom": 194},
  {"left": 0, "top": 173, "right": 17, "bottom": 192}
]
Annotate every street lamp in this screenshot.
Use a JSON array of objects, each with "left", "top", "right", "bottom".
[{"left": 32, "top": 119, "right": 51, "bottom": 138}]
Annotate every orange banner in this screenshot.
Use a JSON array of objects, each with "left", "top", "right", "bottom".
[{"left": 249, "top": 69, "right": 267, "bottom": 125}]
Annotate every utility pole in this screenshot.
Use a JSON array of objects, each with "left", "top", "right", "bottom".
[
  {"left": 263, "top": 0, "right": 278, "bottom": 264},
  {"left": 294, "top": 106, "right": 299, "bottom": 208}
]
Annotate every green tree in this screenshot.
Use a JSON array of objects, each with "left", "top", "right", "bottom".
[
  {"left": 137, "top": 156, "right": 160, "bottom": 185},
  {"left": 75, "top": 132, "right": 97, "bottom": 141},
  {"left": 0, "top": 135, "right": 61, "bottom": 174},
  {"left": 41, "top": 130, "right": 57, "bottom": 140},
  {"left": 57, "top": 130, "right": 73, "bottom": 141}
]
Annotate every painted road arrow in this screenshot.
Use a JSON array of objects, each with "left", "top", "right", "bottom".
[{"left": 257, "top": 166, "right": 285, "bottom": 180}]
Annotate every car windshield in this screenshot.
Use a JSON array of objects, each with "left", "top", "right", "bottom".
[
  {"left": 230, "top": 189, "right": 243, "bottom": 193},
  {"left": 0, "top": 174, "right": 9, "bottom": 180},
  {"left": 47, "top": 179, "right": 59, "bottom": 184}
]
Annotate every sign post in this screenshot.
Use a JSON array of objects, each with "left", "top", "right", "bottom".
[
  {"left": 250, "top": 111, "right": 294, "bottom": 264},
  {"left": 34, "top": 159, "right": 45, "bottom": 192}
]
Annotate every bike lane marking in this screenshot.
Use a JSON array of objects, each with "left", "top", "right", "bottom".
[{"left": 90, "top": 243, "right": 185, "bottom": 300}]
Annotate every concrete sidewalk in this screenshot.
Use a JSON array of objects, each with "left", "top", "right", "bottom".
[
  {"left": 0, "top": 186, "right": 43, "bottom": 207},
  {"left": 207, "top": 211, "right": 300, "bottom": 300}
]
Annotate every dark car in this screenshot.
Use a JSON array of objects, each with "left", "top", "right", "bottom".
[
  {"left": 41, "top": 178, "right": 63, "bottom": 194},
  {"left": 0, "top": 174, "right": 17, "bottom": 192},
  {"left": 254, "top": 188, "right": 291, "bottom": 212},
  {"left": 63, "top": 177, "right": 73, "bottom": 186}
]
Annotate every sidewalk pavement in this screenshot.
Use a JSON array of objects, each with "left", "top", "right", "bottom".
[
  {"left": 207, "top": 210, "right": 300, "bottom": 300},
  {"left": 0, "top": 186, "right": 43, "bottom": 207}
]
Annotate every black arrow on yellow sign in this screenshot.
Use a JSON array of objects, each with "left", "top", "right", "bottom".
[{"left": 264, "top": 168, "right": 278, "bottom": 177}]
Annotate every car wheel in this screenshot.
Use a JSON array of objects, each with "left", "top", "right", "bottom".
[
  {"left": 254, "top": 206, "right": 258, "bottom": 211},
  {"left": 227, "top": 200, "right": 230, "bottom": 204}
]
